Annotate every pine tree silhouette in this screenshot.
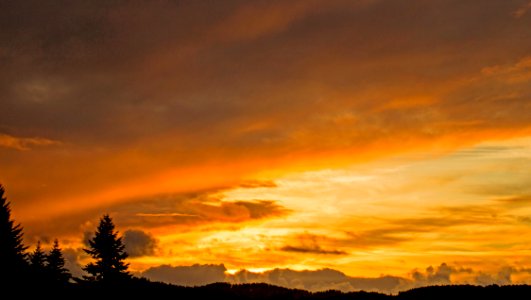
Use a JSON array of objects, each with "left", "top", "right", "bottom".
[
  {"left": 47, "top": 239, "right": 71, "bottom": 285},
  {"left": 30, "top": 240, "right": 47, "bottom": 277},
  {"left": 0, "top": 184, "right": 28, "bottom": 283},
  {"left": 83, "top": 214, "right": 130, "bottom": 283}
]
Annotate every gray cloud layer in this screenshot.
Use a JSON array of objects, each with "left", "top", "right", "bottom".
[
  {"left": 139, "top": 262, "right": 531, "bottom": 294},
  {"left": 142, "top": 264, "right": 228, "bottom": 287},
  {"left": 123, "top": 229, "right": 158, "bottom": 257}
]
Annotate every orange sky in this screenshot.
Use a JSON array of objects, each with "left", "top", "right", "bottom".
[{"left": 1, "top": 0, "right": 531, "bottom": 293}]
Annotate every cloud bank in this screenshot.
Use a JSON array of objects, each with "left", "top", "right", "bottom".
[
  {"left": 139, "top": 263, "right": 531, "bottom": 294},
  {"left": 123, "top": 229, "right": 158, "bottom": 257}
]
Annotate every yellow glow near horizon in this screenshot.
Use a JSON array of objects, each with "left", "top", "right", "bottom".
[{"left": 111, "top": 137, "right": 531, "bottom": 280}]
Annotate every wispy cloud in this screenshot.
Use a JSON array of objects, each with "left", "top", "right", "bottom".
[
  {"left": 23, "top": 189, "right": 290, "bottom": 240},
  {"left": 514, "top": 1, "right": 531, "bottom": 18},
  {"left": 0, "top": 133, "right": 60, "bottom": 150},
  {"left": 238, "top": 180, "right": 278, "bottom": 189},
  {"left": 280, "top": 245, "right": 347, "bottom": 255},
  {"left": 135, "top": 213, "right": 199, "bottom": 218}
]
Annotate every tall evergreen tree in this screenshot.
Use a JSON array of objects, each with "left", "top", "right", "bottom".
[
  {"left": 0, "top": 184, "right": 28, "bottom": 282},
  {"left": 46, "top": 239, "right": 71, "bottom": 285},
  {"left": 83, "top": 214, "right": 130, "bottom": 283},
  {"left": 29, "top": 241, "right": 47, "bottom": 272}
]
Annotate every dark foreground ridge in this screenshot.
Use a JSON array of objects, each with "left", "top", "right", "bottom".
[{"left": 9, "top": 280, "right": 531, "bottom": 300}]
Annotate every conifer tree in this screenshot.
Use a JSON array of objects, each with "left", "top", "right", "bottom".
[
  {"left": 29, "top": 241, "right": 47, "bottom": 275},
  {"left": 0, "top": 184, "right": 28, "bottom": 282},
  {"left": 83, "top": 214, "right": 130, "bottom": 283},
  {"left": 47, "top": 239, "right": 71, "bottom": 285}
]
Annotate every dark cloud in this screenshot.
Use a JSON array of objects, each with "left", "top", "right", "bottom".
[
  {"left": 2, "top": 1, "right": 525, "bottom": 143},
  {"left": 140, "top": 263, "right": 407, "bottom": 293},
  {"left": 495, "top": 195, "right": 531, "bottom": 208},
  {"left": 233, "top": 263, "right": 530, "bottom": 293},
  {"left": 22, "top": 189, "right": 289, "bottom": 240},
  {"left": 279, "top": 233, "right": 347, "bottom": 255},
  {"left": 277, "top": 212, "right": 508, "bottom": 255},
  {"left": 279, "top": 214, "right": 485, "bottom": 255},
  {"left": 280, "top": 245, "right": 346, "bottom": 255},
  {"left": 2, "top": 1, "right": 531, "bottom": 215},
  {"left": 238, "top": 180, "right": 278, "bottom": 189},
  {"left": 411, "top": 263, "right": 473, "bottom": 286},
  {"left": 63, "top": 247, "right": 87, "bottom": 279},
  {"left": 237, "top": 268, "right": 355, "bottom": 292},
  {"left": 280, "top": 209, "right": 510, "bottom": 254},
  {"left": 141, "top": 264, "right": 227, "bottom": 286},
  {"left": 109, "top": 193, "right": 289, "bottom": 229},
  {"left": 123, "top": 229, "right": 158, "bottom": 257},
  {"left": 487, "top": 267, "right": 531, "bottom": 285},
  {"left": 231, "top": 267, "right": 411, "bottom": 293},
  {"left": 127, "top": 262, "right": 531, "bottom": 293},
  {"left": 233, "top": 200, "right": 289, "bottom": 219}
]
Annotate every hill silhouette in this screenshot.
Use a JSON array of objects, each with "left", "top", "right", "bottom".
[{"left": 16, "top": 281, "right": 531, "bottom": 299}]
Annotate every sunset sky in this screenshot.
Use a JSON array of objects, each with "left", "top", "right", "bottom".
[{"left": 1, "top": 0, "right": 531, "bottom": 293}]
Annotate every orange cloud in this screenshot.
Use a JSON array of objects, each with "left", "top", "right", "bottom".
[
  {"left": 0, "top": 133, "right": 59, "bottom": 150},
  {"left": 514, "top": 1, "right": 531, "bottom": 18}
]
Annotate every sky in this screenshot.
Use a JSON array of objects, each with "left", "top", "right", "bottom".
[{"left": 1, "top": 0, "right": 531, "bottom": 293}]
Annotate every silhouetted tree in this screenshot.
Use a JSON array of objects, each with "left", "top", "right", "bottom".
[
  {"left": 0, "top": 184, "right": 28, "bottom": 283},
  {"left": 30, "top": 240, "right": 47, "bottom": 279},
  {"left": 83, "top": 214, "right": 130, "bottom": 283},
  {"left": 47, "top": 239, "right": 71, "bottom": 285}
]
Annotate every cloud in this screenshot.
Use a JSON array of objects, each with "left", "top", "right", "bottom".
[
  {"left": 213, "top": 1, "right": 321, "bottom": 42},
  {"left": 0, "top": 133, "right": 59, "bottom": 150},
  {"left": 22, "top": 188, "right": 290, "bottom": 241},
  {"left": 235, "top": 264, "right": 531, "bottom": 293},
  {"left": 123, "top": 229, "right": 158, "bottom": 257},
  {"left": 233, "top": 200, "right": 289, "bottom": 219},
  {"left": 474, "top": 267, "right": 531, "bottom": 285},
  {"left": 495, "top": 195, "right": 531, "bottom": 208},
  {"left": 280, "top": 245, "right": 346, "bottom": 255},
  {"left": 232, "top": 268, "right": 353, "bottom": 292},
  {"left": 62, "top": 247, "right": 87, "bottom": 279},
  {"left": 411, "top": 264, "right": 531, "bottom": 287},
  {"left": 410, "top": 263, "right": 473, "bottom": 286},
  {"left": 238, "top": 180, "right": 278, "bottom": 189},
  {"left": 141, "top": 264, "right": 227, "bottom": 286},
  {"left": 135, "top": 213, "right": 198, "bottom": 217},
  {"left": 140, "top": 264, "right": 406, "bottom": 293},
  {"left": 134, "top": 262, "right": 531, "bottom": 294},
  {"left": 231, "top": 267, "right": 411, "bottom": 293},
  {"left": 314, "top": 214, "right": 489, "bottom": 250},
  {"left": 276, "top": 212, "right": 496, "bottom": 255},
  {"left": 514, "top": 1, "right": 531, "bottom": 18},
  {"left": 110, "top": 193, "right": 289, "bottom": 230},
  {"left": 279, "top": 233, "right": 347, "bottom": 255}
]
